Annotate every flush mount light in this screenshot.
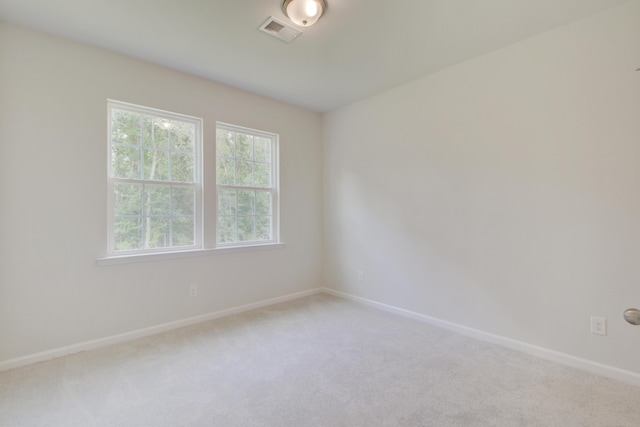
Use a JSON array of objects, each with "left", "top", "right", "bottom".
[{"left": 282, "top": 0, "right": 327, "bottom": 27}]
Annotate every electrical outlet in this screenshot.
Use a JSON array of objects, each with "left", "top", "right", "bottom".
[
  {"left": 189, "top": 284, "right": 198, "bottom": 298},
  {"left": 357, "top": 270, "right": 364, "bottom": 282},
  {"left": 590, "top": 316, "right": 607, "bottom": 336}
]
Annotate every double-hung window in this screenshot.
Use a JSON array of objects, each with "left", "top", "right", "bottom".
[
  {"left": 107, "top": 100, "right": 202, "bottom": 255},
  {"left": 216, "top": 123, "right": 279, "bottom": 246}
]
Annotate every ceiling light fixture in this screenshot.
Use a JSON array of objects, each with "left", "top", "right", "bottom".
[{"left": 282, "top": 0, "right": 327, "bottom": 27}]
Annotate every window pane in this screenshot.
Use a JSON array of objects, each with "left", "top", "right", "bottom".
[
  {"left": 171, "top": 153, "right": 194, "bottom": 183},
  {"left": 216, "top": 130, "right": 235, "bottom": 158},
  {"left": 171, "top": 121, "right": 195, "bottom": 152},
  {"left": 238, "top": 216, "right": 255, "bottom": 242},
  {"left": 255, "top": 191, "right": 271, "bottom": 215},
  {"left": 214, "top": 124, "right": 277, "bottom": 247},
  {"left": 218, "top": 216, "right": 237, "bottom": 243},
  {"left": 114, "top": 217, "right": 143, "bottom": 251},
  {"left": 254, "top": 137, "right": 271, "bottom": 163},
  {"left": 114, "top": 183, "right": 142, "bottom": 216},
  {"left": 145, "top": 217, "right": 170, "bottom": 249},
  {"left": 256, "top": 216, "right": 272, "bottom": 241},
  {"left": 173, "top": 186, "right": 195, "bottom": 216},
  {"left": 236, "top": 133, "right": 253, "bottom": 160},
  {"left": 218, "top": 189, "right": 236, "bottom": 216},
  {"left": 172, "top": 216, "right": 194, "bottom": 247},
  {"left": 112, "top": 145, "right": 141, "bottom": 179},
  {"left": 238, "top": 190, "right": 254, "bottom": 215},
  {"left": 145, "top": 117, "right": 170, "bottom": 148},
  {"left": 144, "top": 184, "right": 170, "bottom": 216},
  {"left": 236, "top": 161, "right": 252, "bottom": 186},
  {"left": 144, "top": 149, "right": 169, "bottom": 181},
  {"left": 112, "top": 110, "right": 142, "bottom": 145},
  {"left": 254, "top": 162, "right": 271, "bottom": 188},
  {"left": 217, "top": 158, "right": 235, "bottom": 185}
]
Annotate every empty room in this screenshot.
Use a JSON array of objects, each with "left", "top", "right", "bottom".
[{"left": 1, "top": 0, "right": 640, "bottom": 425}]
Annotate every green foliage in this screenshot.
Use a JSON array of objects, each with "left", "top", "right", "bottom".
[
  {"left": 216, "top": 189, "right": 272, "bottom": 243},
  {"left": 215, "top": 129, "right": 272, "bottom": 188}
]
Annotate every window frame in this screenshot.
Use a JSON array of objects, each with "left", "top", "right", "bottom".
[
  {"left": 215, "top": 122, "right": 280, "bottom": 248},
  {"left": 106, "top": 100, "right": 204, "bottom": 256}
]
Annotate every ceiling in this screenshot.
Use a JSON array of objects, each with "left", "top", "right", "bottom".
[{"left": 0, "top": 0, "right": 630, "bottom": 112}]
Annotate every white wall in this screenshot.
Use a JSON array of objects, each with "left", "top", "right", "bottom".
[
  {"left": 0, "top": 23, "right": 323, "bottom": 363},
  {"left": 324, "top": 1, "right": 640, "bottom": 374}
]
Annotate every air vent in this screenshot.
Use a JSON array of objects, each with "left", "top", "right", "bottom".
[
  {"left": 265, "top": 20, "right": 285, "bottom": 33},
  {"left": 259, "top": 17, "right": 302, "bottom": 43}
]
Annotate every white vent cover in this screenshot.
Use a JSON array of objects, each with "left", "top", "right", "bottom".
[{"left": 259, "top": 17, "right": 302, "bottom": 43}]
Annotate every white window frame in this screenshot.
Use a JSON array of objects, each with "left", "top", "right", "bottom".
[
  {"left": 107, "top": 100, "right": 203, "bottom": 256},
  {"left": 216, "top": 122, "right": 280, "bottom": 248}
]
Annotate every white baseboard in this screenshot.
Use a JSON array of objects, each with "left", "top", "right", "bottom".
[
  {"left": 0, "top": 288, "right": 323, "bottom": 372},
  {"left": 322, "top": 287, "right": 640, "bottom": 388},
  {"left": 5, "top": 285, "right": 640, "bottom": 388}
]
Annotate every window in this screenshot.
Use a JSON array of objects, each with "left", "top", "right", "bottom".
[
  {"left": 216, "top": 123, "right": 279, "bottom": 246},
  {"left": 107, "top": 100, "right": 202, "bottom": 255}
]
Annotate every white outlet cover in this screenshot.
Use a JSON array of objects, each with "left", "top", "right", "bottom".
[{"left": 590, "top": 316, "right": 607, "bottom": 336}]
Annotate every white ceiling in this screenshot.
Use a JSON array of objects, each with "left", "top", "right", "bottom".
[{"left": 0, "top": 0, "right": 630, "bottom": 112}]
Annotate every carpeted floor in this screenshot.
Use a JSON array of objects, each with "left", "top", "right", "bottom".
[{"left": 1, "top": 293, "right": 639, "bottom": 426}]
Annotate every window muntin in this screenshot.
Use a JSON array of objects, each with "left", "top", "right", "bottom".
[
  {"left": 216, "top": 124, "right": 278, "bottom": 246},
  {"left": 108, "top": 101, "right": 202, "bottom": 254}
]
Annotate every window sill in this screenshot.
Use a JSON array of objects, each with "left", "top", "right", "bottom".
[{"left": 96, "top": 243, "right": 286, "bottom": 266}]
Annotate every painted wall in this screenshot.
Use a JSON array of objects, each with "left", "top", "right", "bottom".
[
  {"left": 324, "top": 2, "right": 640, "bottom": 374},
  {"left": 0, "top": 23, "right": 323, "bottom": 363}
]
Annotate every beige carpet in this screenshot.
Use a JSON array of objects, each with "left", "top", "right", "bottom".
[{"left": 1, "top": 293, "right": 639, "bottom": 426}]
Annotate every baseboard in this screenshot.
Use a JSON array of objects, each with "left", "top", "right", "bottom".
[
  {"left": 6, "top": 285, "right": 639, "bottom": 387},
  {"left": 0, "top": 287, "right": 323, "bottom": 372},
  {"left": 322, "top": 287, "right": 640, "bottom": 388}
]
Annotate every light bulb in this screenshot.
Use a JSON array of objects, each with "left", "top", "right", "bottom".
[{"left": 305, "top": 1, "right": 318, "bottom": 17}]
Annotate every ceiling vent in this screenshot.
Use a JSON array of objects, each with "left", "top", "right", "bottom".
[{"left": 259, "top": 17, "right": 302, "bottom": 43}]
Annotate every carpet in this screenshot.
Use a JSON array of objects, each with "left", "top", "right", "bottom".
[{"left": 1, "top": 294, "right": 638, "bottom": 426}]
